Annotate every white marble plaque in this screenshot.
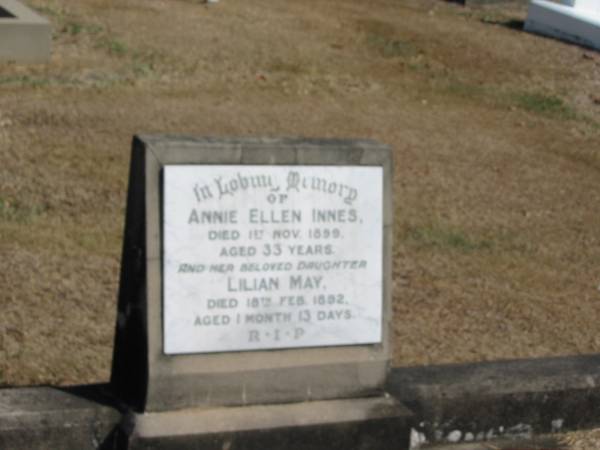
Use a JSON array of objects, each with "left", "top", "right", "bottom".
[{"left": 162, "top": 165, "right": 383, "bottom": 354}]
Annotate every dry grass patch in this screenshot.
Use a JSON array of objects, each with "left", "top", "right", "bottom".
[{"left": 0, "top": 0, "right": 598, "bottom": 394}]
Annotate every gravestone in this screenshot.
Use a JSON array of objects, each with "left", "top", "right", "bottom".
[
  {"left": 525, "top": 0, "right": 600, "bottom": 51},
  {"left": 0, "top": 0, "right": 51, "bottom": 63},
  {"left": 111, "top": 136, "right": 411, "bottom": 449}
]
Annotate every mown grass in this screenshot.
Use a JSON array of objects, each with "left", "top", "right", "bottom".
[
  {"left": 0, "top": 75, "right": 55, "bottom": 87},
  {"left": 1, "top": 218, "right": 121, "bottom": 256},
  {"left": 513, "top": 92, "right": 577, "bottom": 120},
  {"left": 98, "top": 37, "right": 128, "bottom": 56},
  {"left": 267, "top": 58, "right": 309, "bottom": 75},
  {"left": 0, "top": 198, "right": 46, "bottom": 223},
  {"left": 62, "top": 21, "right": 103, "bottom": 36},
  {"left": 357, "top": 18, "right": 419, "bottom": 59},
  {"left": 366, "top": 34, "right": 418, "bottom": 58},
  {"left": 0, "top": 309, "right": 25, "bottom": 387},
  {"left": 436, "top": 78, "right": 583, "bottom": 123},
  {"left": 403, "top": 222, "right": 493, "bottom": 253},
  {"left": 30, "top": 3, "right": 65, "bottom": 19},
  {"left": 440, "top": 79, "right": 488, "bottom": 102},
  {"left": 31, "top": 2, "right": 131, "bottom": 60}
]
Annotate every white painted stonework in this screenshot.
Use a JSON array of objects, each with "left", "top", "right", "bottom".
[
  {"left": 162, "top": 165, "right": 383, "bottom": 354},
  {"left": 525, "top": 0, "right": 600, "bottom": 51}
]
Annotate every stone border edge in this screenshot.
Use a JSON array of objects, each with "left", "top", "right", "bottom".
[{"left": 2, "top": 354, "right": 600, "bottom": 448}]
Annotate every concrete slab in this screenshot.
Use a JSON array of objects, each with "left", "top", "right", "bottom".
[
  {"left": 0, "top": 384, "right": 122, "bottom": 450},
  {"left": 0, "top": 0, "right": 51, "bottom": 63},
  {"left": 525, "top": 0, "right": 600, "bottom": 51},
  {"left": 422, "top": 435, "right": 565, "bottom": 449},
  {"left": 389, "top": 354, "right": 600, "bottom": 445},
  {"left": 123, "top": 396, "right": 413, "bottom": 450},
  {"left": 3, "top": 354, "right": 600, "bottom": 448}
]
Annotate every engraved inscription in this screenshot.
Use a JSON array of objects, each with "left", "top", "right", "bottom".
[{"left": 163, "top": 165, "right": 383, "bottom": 354}]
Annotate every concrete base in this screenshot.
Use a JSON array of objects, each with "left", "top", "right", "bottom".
[
  {"left": 420, "top": 435, "right": 564, "bottom": 450},
  {"left": 123, "top": 396, "right": 412, "bottom": 450},
  {"left": 4, "top": 355, "right": 600, "bottom": 448},
  {"left": 389, "top": 354, "right": 600, "bottom": 444},
  {"left": 0, "top": 385, "right": 121, "bottom": 450},
  {"left": 0, "top": 0, "right": 51, "bottom": 63},
  {"left": 525, "top": 0, "right": 600, "bottom": 51}
]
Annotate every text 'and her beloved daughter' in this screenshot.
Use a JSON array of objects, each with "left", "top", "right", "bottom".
[{"left": 163, "top": 166, "right": 383, "bottom": 354}]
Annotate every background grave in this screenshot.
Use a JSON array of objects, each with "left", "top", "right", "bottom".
[
  {"left": 525, "top": 0, "right": 600, "bottom": 51},
  {"left": 0, "top": 0, "right": 50, "bottom": 63}
]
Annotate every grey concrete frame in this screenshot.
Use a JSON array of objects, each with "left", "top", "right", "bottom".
[
  {"left": 0, "top": 0, "right": 50, "bottom": 63},
  {"left": 3, "top": 355, "right": 600, "bottom": 449},
  {"left": 125, "top": 396, "right": 412, "bottom": 450},
  {"left": 111, "top": 135, "right": 394, "bottom": 412}
]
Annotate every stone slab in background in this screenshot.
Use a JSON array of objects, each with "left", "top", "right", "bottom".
[
  {"left": 123, "top": 396, "right": 413, "bottom": 450},
  {"left": 420, "top": 435, "right": 564, "bottom": 449},
  {"left": 524, "top": 0, "right": 600, "bottom": 51},
  {"left": 0, "top": 0, "right": 51, "bottom": 63},
  {"left": 0, "top": 384, "right": 122, "bottom": 450},
  {"left": 388, "top": 354, "right": 600, "bottom": 445}
]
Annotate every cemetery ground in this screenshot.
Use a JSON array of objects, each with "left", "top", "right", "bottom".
[{"left": 0, "top": 0, "right": 599, "bottom": 447}]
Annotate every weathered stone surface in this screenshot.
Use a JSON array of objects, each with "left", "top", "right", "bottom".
[
  {"left": 111, "top": 135, "right": 394, "bottom": 412},
  {"left": 123, "top": 396, "right": 412, "bottom": 450},
  {"left": 0, "top": 384, "right": 121, "bottom": 450},
  {"left": 525, "top": 0, "right": 600, "bottom": 51},
  {"left": 417, "top": 435, "right": 564, "bottom": 449},
  {"left": 5, "top": 354, "right": 600, "bottom": 448},
  {"left": 388, "top": 354, "right": 600, "bottom": 444},
  {"left": 0, "top": 0, "right": 51, "bottom": 63}
]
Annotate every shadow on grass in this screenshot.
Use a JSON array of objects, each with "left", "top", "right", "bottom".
[
  {"left": 500, "top": 19, "right": 525, "bottom": 31},
  {"left": 481, "top": 16, "right": 525, "bottom": 31}
]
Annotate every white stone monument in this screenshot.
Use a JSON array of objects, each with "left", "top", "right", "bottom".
[{"left": 525, "top": 0, "right": 600, "bottom": 51}]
